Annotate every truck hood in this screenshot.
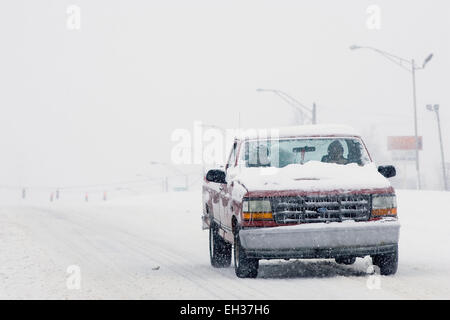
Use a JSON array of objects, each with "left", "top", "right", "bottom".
[{"left": 229, "top": 161, "right": 391, "bottom": 194}]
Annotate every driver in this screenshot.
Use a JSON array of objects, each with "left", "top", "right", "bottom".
[{"left": 321, "top": 140, "right": 348, "bottom": 165}]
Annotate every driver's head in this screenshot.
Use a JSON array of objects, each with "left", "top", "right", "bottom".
[{"left": 328, "top": 140, "right": 344, "bottom": 159}]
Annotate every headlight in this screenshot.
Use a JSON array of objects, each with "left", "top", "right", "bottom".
[
  {"left": 372, "top": 194, "right": 397, "bottom": 217},
  {"left": 242, "top": 199, "right": 273, "bottom": 220}
]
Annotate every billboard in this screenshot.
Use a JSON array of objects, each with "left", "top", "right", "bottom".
[{"left": 387, "top": 136, "right": 423, "bottom": 151}]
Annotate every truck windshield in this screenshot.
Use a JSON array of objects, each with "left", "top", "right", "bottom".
[{"left": 239, "top": 138, "right": 371, "bottom": 168}]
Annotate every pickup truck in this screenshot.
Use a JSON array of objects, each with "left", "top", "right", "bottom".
[{"left": 202, "top": 125, "right": 400, "bottom": 278}]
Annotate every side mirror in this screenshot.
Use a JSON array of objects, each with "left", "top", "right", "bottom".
[
  {"left": 205, "top": 169, "right": 226, "bottom": 184},
  {"left": 378, "top": 165, "right": 396, "bottom": 178}
]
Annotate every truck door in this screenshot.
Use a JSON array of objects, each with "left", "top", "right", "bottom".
[
  {"left": 220, "top": 142, "right": 238, "bottom": 240},
  {"left": 207, "top": 177, "right": 222, "bottom": 227}
]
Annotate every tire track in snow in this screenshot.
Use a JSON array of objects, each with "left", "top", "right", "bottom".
[{"left": 29, "top": 206, "right": 231, "bottom": 299}]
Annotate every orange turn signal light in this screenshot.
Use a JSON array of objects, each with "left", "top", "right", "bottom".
[
  {"left": 242, "top": 212, "right": 273, "bottom": 220},
  {"left": 372, "top": 208, "right": 397, "bottom": 217}
]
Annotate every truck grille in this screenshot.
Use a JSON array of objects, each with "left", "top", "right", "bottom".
[{"left": 271, "top": 194, "right": 371, "bottom": 224}]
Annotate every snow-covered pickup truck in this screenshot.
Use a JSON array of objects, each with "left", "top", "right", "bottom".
[{"left": 202, "top": 125, "right": 400, "bottom": 278}]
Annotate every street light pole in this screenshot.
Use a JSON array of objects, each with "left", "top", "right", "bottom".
[
  {"left": 350, "top": 45, "right": 433, "bottom": 190},
  {"left": 427, "top": 104, "right": 448, "bottom": 191},
  {"left": 256, "top": 88, "right": 317, "bottom": 125},
  {"left": 411, "top": 59, "right": 421, "bottom": 189},
  {"left": 312, "top": 102, "right": 317, "bottom": 125},
  {"left": 436, "top": 107, "right": 448, "bottom": 191}
]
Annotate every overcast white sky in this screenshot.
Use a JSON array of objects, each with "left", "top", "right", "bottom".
[{"left": 0, "top": 0, "right": 449, "bottom": 190}]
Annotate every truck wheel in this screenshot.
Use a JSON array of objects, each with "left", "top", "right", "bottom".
[
  {"left": 372, "top": 246, "right": 398, "bottom": 276},
  {"left": 335, "top": 256, "right": 356, "bottom": 265},
  {"left": 234, "top": 232, "right": 258, "bottom": 278},
  {"left": 209, "top": 224, "right": 231, "bottom": 268}
]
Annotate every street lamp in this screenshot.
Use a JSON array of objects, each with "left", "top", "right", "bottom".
[
  {"left": 256, "top": 88, "right": 317, "bottom": 125},
  {"left": 350, "top": 45, "right": 434, "bottom": 190},
  {"left": 426, "top": 104, "right": 448, "bottom": 191}
]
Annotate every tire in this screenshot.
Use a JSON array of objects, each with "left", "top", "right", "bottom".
[
  {"left": 335, "top": 256, "right": 356, "bottom": 265},
  {"left": 209, "top": 224, "right": 231, "bottom": 268},
  {"left": 234, "top": 231, "right": 259, "bottom": 278},
  {"left": 372, "top": 245, "right": 398, "bottom": 276}
]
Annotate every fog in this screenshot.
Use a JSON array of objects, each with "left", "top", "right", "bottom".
[{"left": 0, "top": 0, "right": 449, "bottom": 193}]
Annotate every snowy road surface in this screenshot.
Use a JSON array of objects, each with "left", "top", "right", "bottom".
[{"left": 1, "top": 189, "right": 449, "bottom": 299}]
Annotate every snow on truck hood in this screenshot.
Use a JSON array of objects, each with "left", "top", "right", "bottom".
[{"left": 229, "top": 161, "right": 391, "bottom": 193}]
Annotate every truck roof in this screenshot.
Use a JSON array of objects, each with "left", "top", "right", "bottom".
[{"left": 236, "top": 124, "right": 361, "bottom": 140}]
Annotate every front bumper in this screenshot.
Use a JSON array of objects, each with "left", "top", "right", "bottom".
[{"left": 239, "top": 219, "right": 400, "bottom": 259}]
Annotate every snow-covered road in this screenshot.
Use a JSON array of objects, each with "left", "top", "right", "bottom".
[{"left": 1, "top": 189, "right": 449, "bottom": 299}]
